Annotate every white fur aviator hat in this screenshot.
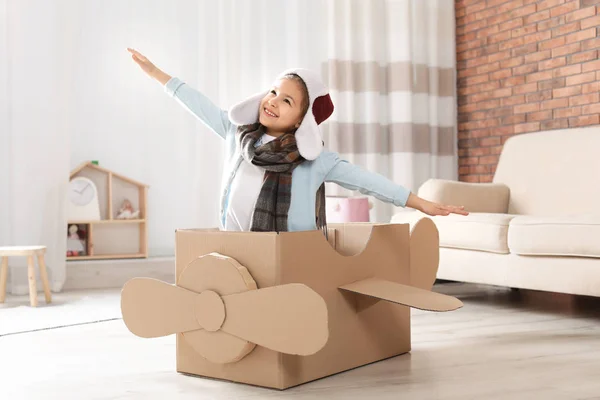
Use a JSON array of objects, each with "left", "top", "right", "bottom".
[{"left": 228, "top": 68, "right": 335, "bottom": 160}]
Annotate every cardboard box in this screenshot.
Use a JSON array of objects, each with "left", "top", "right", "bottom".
[{"left": 121, "top": 218, "right": 462, "bottom": 389}]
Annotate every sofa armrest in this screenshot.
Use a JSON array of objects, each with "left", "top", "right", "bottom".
[{"left": 417, "top": 179, "right": 510, "bottom": 213}]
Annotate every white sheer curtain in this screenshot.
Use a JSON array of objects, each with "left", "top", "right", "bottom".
[
  {"left": 0, "top": 0, "right": 77, "bottom": 294},
  {"left": 322, "top": 0, "right": 458, "bottom": 223}
]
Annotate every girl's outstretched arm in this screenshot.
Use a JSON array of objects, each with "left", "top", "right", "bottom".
[
  {"left": 127, "top": 48, "right": 232, "bottom": 140},
  {"left": 322, "top": 153, "right": 468, "bottom": 217}
]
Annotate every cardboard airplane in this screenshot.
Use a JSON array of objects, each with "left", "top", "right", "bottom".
[{"left": 121, "top": 218, "right": 463, "bottom": 389}]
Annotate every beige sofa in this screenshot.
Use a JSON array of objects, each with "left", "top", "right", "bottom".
[{"left": 391, "top": 127, "right": 600, "bottom": 297}]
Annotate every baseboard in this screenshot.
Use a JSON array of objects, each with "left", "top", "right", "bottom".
[
  {"left": 10, "top": 281, "right": 65, "bottom": 296},
  {"left": 62, "top": 256, "right": 175, "bottom": 291}
]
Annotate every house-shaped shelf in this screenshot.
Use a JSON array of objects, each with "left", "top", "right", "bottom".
[{"left": 67, "top": 161, "right": 149, "bottom": 261}]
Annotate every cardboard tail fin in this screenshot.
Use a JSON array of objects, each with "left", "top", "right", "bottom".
[
  {"left": 339, "top": 278, "right": 463, "bottom": 312},
  {"left": 410, "top": 217, "right": 440, "bottom": 291}
]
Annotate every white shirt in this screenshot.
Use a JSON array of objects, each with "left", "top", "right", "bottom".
[{"left": 225, "top": 133, "right": 277, "bottom": 231}]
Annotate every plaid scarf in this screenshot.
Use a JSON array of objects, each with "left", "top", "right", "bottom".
[{"left": 238, "top": 123, "right": 327, "bottom": 235}]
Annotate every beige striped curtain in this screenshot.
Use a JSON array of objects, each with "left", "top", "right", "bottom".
[{"left": 322, "top": 0, "right": 458, "bottom": 223}]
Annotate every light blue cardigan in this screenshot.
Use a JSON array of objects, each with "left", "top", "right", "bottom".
[{"left": 165, "top": 77, "right": 411, "bottom": 231}]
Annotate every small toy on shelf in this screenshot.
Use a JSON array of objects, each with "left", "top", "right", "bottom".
[
  {"left": 68, "top": 224, "right": 79, "bottom": 240},
  {"left": 66, "top": 224, "right": 87, "bottom": 257},
  {"left": 116, "top": 199, "right": 140, "bottom": 220}
]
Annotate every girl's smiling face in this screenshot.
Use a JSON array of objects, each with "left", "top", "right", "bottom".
[{"left": 259, "top": 76, "right": 309, "bottom": 137}]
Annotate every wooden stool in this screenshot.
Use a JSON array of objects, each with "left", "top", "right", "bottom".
[{"left": 0, "top": 246, "right": 52, "bottom": 306}]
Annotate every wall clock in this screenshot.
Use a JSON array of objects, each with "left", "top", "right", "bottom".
[{"left": 67, "top": 176, "right": 101, "bottom": 221}]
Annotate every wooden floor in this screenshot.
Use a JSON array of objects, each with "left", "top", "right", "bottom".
[{"left": 2, "top": 282, "right": 600, "bottom": 399}]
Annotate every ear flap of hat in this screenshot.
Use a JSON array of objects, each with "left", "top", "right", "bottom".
[
  {"left": 296, "top": 94, "right": 334, "bottom": 160},
  {"left": 228, "top": 91, "right": 268, "bottom": 126},
  {"left": 295, "top": 114, "right": 322, "bottom": 160}
]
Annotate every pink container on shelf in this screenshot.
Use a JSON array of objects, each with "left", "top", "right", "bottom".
[{"left": 325, "top": 196, "right": 371, "bottom": 223}]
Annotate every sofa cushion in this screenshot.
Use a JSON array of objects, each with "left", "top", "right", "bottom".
[
  {"left": 434, "top": 213, "right": 516, "bottom": 254},
  {"left": 391, "top": 211, "right": 516, "bottom": 254},
  {"left": 508, "top": 215, "right": 600, "bottom": 258}
]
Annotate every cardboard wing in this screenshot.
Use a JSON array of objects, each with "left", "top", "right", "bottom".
[
  {"left": 339, "top": 278, "right": 462, "bottom": 312},
  {"left": 339, "top": 217, "right": 462, "bottom": 312}
]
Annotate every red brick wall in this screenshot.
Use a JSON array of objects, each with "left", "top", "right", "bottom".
[{"left": 456, "top": 0, "right": 600, "bottom": 183}]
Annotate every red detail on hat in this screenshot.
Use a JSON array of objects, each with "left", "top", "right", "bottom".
[{"left": 312, "top": 94, "right": 334, "bottom": 125}]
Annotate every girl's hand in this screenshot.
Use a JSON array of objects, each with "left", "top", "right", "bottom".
[
  {"left": 406, "top": 193, "right": 469, "bottom": 217},
  {"left": 419, "top": 200, "right": 469, "bottom": 217},
  {"left": 127, "top": 48, "right": 157, "bottom": 76},
  {"left": 127, "top": 48, "right": 171, "bottom": 85}
]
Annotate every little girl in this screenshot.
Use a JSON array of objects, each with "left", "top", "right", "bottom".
[{"left": 128, "top": 48, "right": 468, "bottom": 234}]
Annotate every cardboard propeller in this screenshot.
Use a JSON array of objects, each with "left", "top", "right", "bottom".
[{"left": 121, "top": 253, "right": 329, "bottom": 363}]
